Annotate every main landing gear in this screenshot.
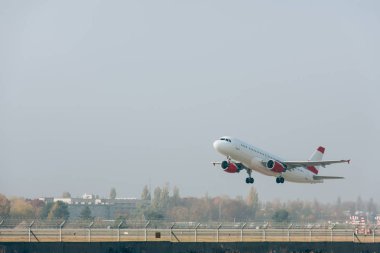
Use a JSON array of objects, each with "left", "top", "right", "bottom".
[
  {"left": 246, "top": 170, "right": 254, "bottom": 184},
  {"left": 246, "top": 177, "right": 254, "bottom": 184},
  {"left": 276, "top": 177, "right": 285, "bottom": 184}
]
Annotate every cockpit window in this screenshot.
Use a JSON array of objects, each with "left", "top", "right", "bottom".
[
  {"left": 220, "top": 138, "right": 231, "bottom": 142},
  {"left": 220, "top": 138, "right": 225, "bottom": 141}
]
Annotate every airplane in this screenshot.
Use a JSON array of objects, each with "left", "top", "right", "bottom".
[{"left": 212, "top": 136, "right": 350, "bottom": 184}]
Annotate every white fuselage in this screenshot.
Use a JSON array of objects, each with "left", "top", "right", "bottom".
[{"left": 213, "top": 137, "right": 322, "bottom": 183}]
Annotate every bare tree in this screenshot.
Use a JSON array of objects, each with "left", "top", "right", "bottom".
[
  {"left": 246, "top": 187, "right": 259, "bottom": 219},
  {"left": 0, "top": 194, "right": 10, "bottom": 217},
  {"left": 152, "top": 187, "right": 162, "bottom": 209},
  {"left": 141, "top": 185, "right": 151, "bottom": 200},
  {"left": 62, "top": 192, "right": 71, "bottom": 198},
  {"left": 110, "top": 188, "right": 117, "bottom": 200},
  {"left": 9, "top": 198, "right": 34, "bottom": 218}
]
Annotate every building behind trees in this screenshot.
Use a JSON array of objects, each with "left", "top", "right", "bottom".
[
  {"left": 0, "top": 187, "right": 379, "bottom": 224},
  {"left": 39, "top": 194, "right": 150, "bottom": 220}
]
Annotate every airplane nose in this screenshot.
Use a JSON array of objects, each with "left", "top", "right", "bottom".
[{"left": 213, "top": 140, "right": 221, "bottom": 151}]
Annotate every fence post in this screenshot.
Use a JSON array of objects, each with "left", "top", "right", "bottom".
[
  {"left": 28, "top": 221, "right": 35, "bottom": 242},
  {"left": 170, "top": 223, "right": 175, "bottom": 242},
  {"left": 241, "top": 223, "right": 246, "bottom": 242},
  {"left": 144, "top": 221, "right": 150, "bottom": 242},
  {"left": 88, "top": 221, "right": 94, "bottom": 242},
  {"left": 195, "top": 223, "right": 200, "bottom": 242},
  {"left": 216, "top": 224, "right": 222, "bottom": 242},
  {"left": 330, "top": 224, "right": 336, "bottom": 242},
  {"left": 0, "top": 219, "right": 3, "bottom": 238},
  {"left": 373, "top": 225, "right": 377, "bottom": 243},
  {"left": 262, "top": 223, "right": 268, "bottom": 242},
  {"left": 59, "top": 221, "right": 66, "bottom": 242},
  {"left": 287, "top": 224, "right": 292, "bottom": 242},
  {"left": 309, "top": 225, "right": 314, "bottom": 242},
  {"left": 117, "top": 221, "right": 123, "bottom": 242}
]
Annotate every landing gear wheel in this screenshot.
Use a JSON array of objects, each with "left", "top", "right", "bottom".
[
  {"left": 276, "top": 177, "right": 285, "bottom": 184},
  {"left": 245, "top": 169, "right": 254, "bottom": 184},
  {"left": 245, "top": 177, "right": 254, "bottom": 184}
]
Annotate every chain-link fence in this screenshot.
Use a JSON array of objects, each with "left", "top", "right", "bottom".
[{"left": 0, "top": 219, "right": 378, "bottom": 243}]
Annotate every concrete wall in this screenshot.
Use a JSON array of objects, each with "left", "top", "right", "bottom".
[{"left": 0, "top": 241, "right": 379, "bottom": 253}]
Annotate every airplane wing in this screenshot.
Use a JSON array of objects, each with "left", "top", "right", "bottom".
[
  {"left": 211, "top": 161, "right": 250, "bottom": 172},
  {"left": 283, "top": 159, "right": 350, "bottom": 168},
  {"left": 211, "top": 161, "right": 246, "bottom": 167},
  {"left": 313, "top": 175, "right": 344, "bottom": 180}
]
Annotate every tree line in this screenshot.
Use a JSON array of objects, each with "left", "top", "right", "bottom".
[
  {"left": 0, "top": 195, "right": 69, "bottom": 220},
  {"left": 0, "top": 187, "right": 378, "bottom": 223},
  {"left": 138, "top": 185, "right": 378, "bottom": 223}
]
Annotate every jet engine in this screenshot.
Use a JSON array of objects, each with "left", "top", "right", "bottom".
[
  {"left": 221, "top": 161, "right": 240, "bottom": 173},
  {"left": 266, "top": 160, "right": 286, "bottom": 173}
]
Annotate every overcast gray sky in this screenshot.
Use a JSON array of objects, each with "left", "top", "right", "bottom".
[{"left": 1, "top": 1, "right": 379, "bottom": 202}]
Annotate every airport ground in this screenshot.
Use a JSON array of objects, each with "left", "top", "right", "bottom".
[
  {"left": 1, "top": 220, "right": 380, "bottom": 252},
  {"left": 0, "top": 226, "right": 379, "bottom": 243}
]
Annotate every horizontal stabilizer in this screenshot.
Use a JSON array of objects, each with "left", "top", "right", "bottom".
[{"left": 313, "top": 175, "right": 344, "bottom": 180}]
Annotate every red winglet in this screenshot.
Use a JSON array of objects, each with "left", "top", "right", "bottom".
[{"left": 317, "top": 146, "right": 325, "bottom": 154}]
